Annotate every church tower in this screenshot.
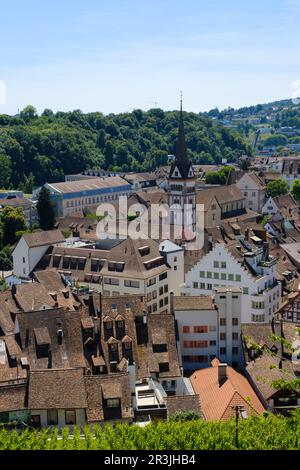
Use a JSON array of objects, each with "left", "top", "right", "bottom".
[{"left": 168, "top": 97, "right": 196, "bottom": 238}]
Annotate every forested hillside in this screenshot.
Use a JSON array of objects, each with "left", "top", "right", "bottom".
[
  {"left": 0, "top": 106, "right": 252, "bottom": 190},
  {"left": 0, "top": 412, "right": 299, "bottom": 450}
]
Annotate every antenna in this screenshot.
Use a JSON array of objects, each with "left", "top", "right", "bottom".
[
  {"left": 180, "top": 90, "right": 183, "bottom": 111},
  {"left": 149, "top": 101, "right": 158, "bottom": 108}
]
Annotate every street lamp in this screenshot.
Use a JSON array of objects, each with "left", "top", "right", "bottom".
[{"left": 232, "top": 405, "right": 246, "bottom": 449}]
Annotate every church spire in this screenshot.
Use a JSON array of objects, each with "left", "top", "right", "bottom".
[
  {"left": 170, "top": 93, "right": 193, "bottom": 179},
  {"left": 175, "top": 91, "right": 189, "bottom": 163}
]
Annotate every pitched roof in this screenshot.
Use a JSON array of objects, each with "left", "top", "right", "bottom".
[
  {"left": 85, "top": 373, "right": 132, "bottom": 422},
  {"left": 174, "top": 296, "right": 215, "bottom": 311},
  {"left": 23, "top": 230, "right": 65, "bottom": 248},
  {"left": 190, "top": 360, "right": 265, "bottom": 420},
  {"left": 197, "top": 185, "right": 244, "bottom": 207},
  {"left": 0, "top": 385, "right": 26, "bottom": 412},
  {"left": 28, "top": 369, "right": 87, "bottom": 409},
  {"left": 47, "top": 176, "right": 130, "bottom": 194},
  {"left": 17, "top": 308, "right": 86, "bottom": 370}
]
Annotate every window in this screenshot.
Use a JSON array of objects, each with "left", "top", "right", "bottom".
[
  {"left": 164, "top": 297, "right": 168, "bottom": 306},
  {"left": 243, "top": 287, "right": 249, "bottom": 295},
  {"left": 207, "top": 283, "right": 212, "bottom": 290},
  {"left": 210, "top": 340, "right": 217, "bottom": 346},
  {"left": 200, "top": 282, "right": 205, "bottom": 289},
  {"left": 232, "top": 318, "right": 239, "bottom": 326},
  {"left": 213, "top": 261, "right": 219, "bottom": 268},
  {"left": 152, "top": 290, "right": 157, "bottom": 300},
  {"left": 232, "top": 347, "right": 239, "bottom": 355},
  {"left": 159, "top": 299, "right": 163, "bottom": 308},
  {"left": 220, "top": 318, "right": 226, "bottom": 326},
  {"left": 252, "top": 314, "right": 265, "bottom": 322},
  {"left": 206, "top": 271, "right": 212, "bottom": 279},
  {"left": 124, "top": 280, "right": 140, "bottom": 288},
  {"left": 252, "top": 301, "right": 265, "bottom": 309},
  {"left": 220, "top": 347, "right": 226, "bottom": 355},
  {"left": 232, "top": 333, "right": 239, "bottom": 341},
  {"left": 117, "top": 320, "right": 124, "bottom": 329},
  {"left": 221, "top": 262, "right": 226, "bottom": 269},
  {"left": 182, "top": 326, "right": 190, "bottom": 333},
  {"left": 106, "top": 399, "right": 120, "bottom": 408},
  {"left": 214, "top": 272, "right": 219, "bottom": 279},
  {"left": 47, "top": 410, "right": 58, "bottom": 425},
  {"left": 184, "top": 340, "right": 208, "bottom": 348},
  {"left": 174, "top": 266, "right": 177, "bottom": 271},
  {"left": 65, "top": 410, "right": 76, "bottom": 425},
  {"left": 153, "top": 303, "right": 157, "bottom": 312},
  {"left": 174, "top": 257, "right": 177, "bottom": 262},
  {"left": 148, "top": 278, "right": 156, "bottom": 287},
  {"left": 193, "top": 282, "right": 199, "bottom": 288},
  {"left": 235, "top": 275, "right": 241, "bottom": 282},
  {"left": 221, "top": 273, "right": 226, "bottom": 280},
  {"left": 228, "top": 274, "right": 234, "bottom": 281},
  {"left": 104, "top": 277, "right": 119, "bottom": 286},
  {"left": 23, "top": 257, "right": 25, "bottom": 263},
  {"left": 220, "top": 333, "right": 226, "bottom": 341},
  {"left": 159, "top": 287, "right": 163, "bottom": 296},
  {"left": 209, "top": 325, "right": 216, "bottom": 332},
  {"left": 159, "top": 272, "right": 167, "bottom": 281},
  {"left": 164, "top": 285, "right": 168, "bottom": 293},
  {"left": 182, "top": 355, "right": 208, "bottom": 363},
  {"left": 200, "top": 271, "right": 205, "bottom": 278},
  {"left": 194, "top": 326, "right": 208, "bottom": 333}
]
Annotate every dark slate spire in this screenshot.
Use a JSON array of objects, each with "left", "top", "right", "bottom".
[
  {"left": 175, "top": 94, "right": 188, "bottom": 163},
  {"left": 170, "top": 94, "right": 193, "bottom": 179}
]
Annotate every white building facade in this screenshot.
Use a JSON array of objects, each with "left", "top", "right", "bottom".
[
  {"left": 181, "top": 243, "right": 281, "bottom": 323},
  {"left": 173, "top": 288, "right": 243, "bottom": 371}
]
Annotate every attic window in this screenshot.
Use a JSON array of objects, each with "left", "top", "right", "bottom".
[
  {"left": 159, "top": 362, "right": 170, "bottom": 372},
  {"left": 117, "top": 320, "right": 124, "bottom": 329},
  {"left": 139, "top": 246, "right": 150, "bottom": 256},
  {"left": 105, "top": 321, "right": 113, "bottom": 330}
]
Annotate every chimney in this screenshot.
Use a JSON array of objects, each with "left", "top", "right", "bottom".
[
  {"left": 94, "top": 316, "right": 99, "bottom": 335},
  {"left": 218, "top": 363, "right": 227, "bottom": 385},
  {"left": 48, "top": 349, "right": 52, "bottom": 369},
  {"left": 263, "top": 241, "right": 269, "bottom": 260},
  {"left": 245, "top": 228, "right": 250, "bottom": 241},
  {"left": 88, "top": 290, "right": 95, "bottom": 317},
  {"left": 170, "top": 291, "right": 175, "bottom": 315},
  {"left": 57, "top": 328, "right": 63, "bottom": 345},
  {"left": 99, "top": 292, "right": 102, "bottom": 317},
  {"left": 143, "top": 309, "right": 147, "bottom": 324}
]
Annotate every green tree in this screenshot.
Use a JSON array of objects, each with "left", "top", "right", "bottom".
[
  {"left": 0, "top": 154, "right": 12, "bottom": 188},
  {"left": 20, "top": 105, "right": 38, "bottom": 122},
  {"left": 0, "top": 207, "right": 27, "bottom": 246},
  {"left": 266, "top": 178, "right": 289, "bottom": 198},
  {"left": 37, "top": 187, "right": 56, "bottom": 230},
  {"left": 0, "top": 246, "right": 13, "bottom": 273},
  {"left": 291, "top": 179, "right": 300, "bottom": 200}
]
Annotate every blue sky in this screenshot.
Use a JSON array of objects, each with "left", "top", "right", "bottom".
[{"left": 0, "top": 0, "right": 300, "bottom": 114}]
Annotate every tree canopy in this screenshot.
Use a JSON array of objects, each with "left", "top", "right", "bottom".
[
  {"left": 37, "top": 187, "right": 56, "bottom": 230},
  {"left": 291, "top": 179, "right": 300, "bottom": 200},
  {"left": 266, "top": 178, "right": 289, "bottom": 198},
  {"left": 0, "top": 106, "right": 253, "bottom": 190}
]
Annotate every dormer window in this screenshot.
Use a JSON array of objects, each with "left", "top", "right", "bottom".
[
  {"left": 124, "top": 341, "right": 132, "bottom": 350},
  {"left": 105, "top": 321, "right": 113, "bottom": 330},
  {"left": 175, "top": 171, "right": 179, "bottom": 176},
  {"left": 109, "top": 343, "right": 118, "bottom": 352},
  {"left": 117, "top": 320, "right": 124, "bottom": 329}
]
